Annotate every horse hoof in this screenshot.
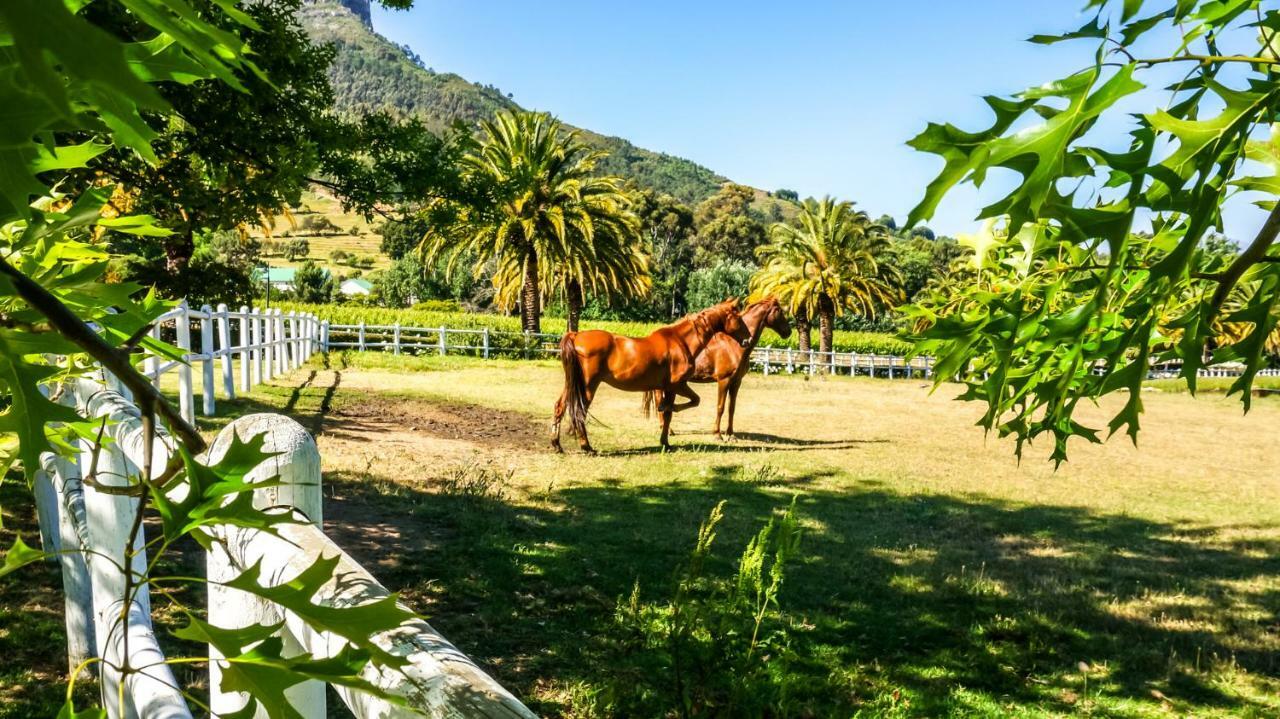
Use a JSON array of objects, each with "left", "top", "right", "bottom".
[
  {"left": 581, "top": 446, "right": 597, "bottom": 456},
  {"left": 551, "top": 440, "right": 564, "bottom": 454}
]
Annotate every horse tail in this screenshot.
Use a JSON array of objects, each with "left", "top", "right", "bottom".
[
  {"left": 641, "top": 390, "right": 656, "bottom": 419},
  {"left": 560, "top": 332, "right": 588, "bottom": 439}
]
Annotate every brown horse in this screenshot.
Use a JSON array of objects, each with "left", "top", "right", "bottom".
[
  {"left": 552, "top": 299, "right": 750, "bottom": 453},
  {"left": 644, "top": 297, "right": 791, "bottom": 439}
]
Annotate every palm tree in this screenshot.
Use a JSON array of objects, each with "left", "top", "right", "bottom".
[
  {"left": 424, "top": 110, "right": 645, "bottom": 333},
  {"left": 751, "top": 197, "right": 901, "bottom": 360},
  {"left": 493, "top": 207, "right": 651, "bottom": 331}
]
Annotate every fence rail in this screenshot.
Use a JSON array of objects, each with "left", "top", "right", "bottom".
[
  {"left": 35, "top": 374, "right": 533, "bottom": 718},
  {"left": 142, "top": 302, "right": 329, "bottom": 423},
  {"left": 320, "top": 320, "right": 1280, "bottom": 380}
]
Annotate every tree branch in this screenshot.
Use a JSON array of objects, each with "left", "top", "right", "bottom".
[
  {"left": 0, "top": 255, "right": 207, "bottom": 453},
  {"left": 1210, "top": 202, "right": 1280, "bottom": 311}
]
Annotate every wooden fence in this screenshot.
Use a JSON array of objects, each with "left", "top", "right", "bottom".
[
  {"left": 33, "top": 373, "right": 534, "bottom": 718},
  {"left": 321, "top": 320, "right": 1280, "bottom": 381},
  {"left": 142, "top": 302, "right": 329, "bottom": 423}
]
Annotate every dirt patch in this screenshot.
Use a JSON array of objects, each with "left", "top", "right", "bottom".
[{"left": 322, "top": 394, "right": 546, "bottom": 452}]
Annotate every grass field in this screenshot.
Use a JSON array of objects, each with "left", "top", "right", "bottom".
[{"left": 3, "top": 353, "right": 1279, "bottom": 717}]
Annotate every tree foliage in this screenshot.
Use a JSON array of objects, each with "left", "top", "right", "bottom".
[
  {"left": 423, "top": 110, "right": 647, "bottom": 333},
  {"left": 752, "top": 197, "right": 902, "bottom": 355},
  {"left": 691, "top": 184, "right": 769, "bottom": 267},
  {"left": 0, "top": 0, "right": 430, "bottom": 713},
  {"left": 906, "top": 0, "right": 1280, "bottom": 463}
]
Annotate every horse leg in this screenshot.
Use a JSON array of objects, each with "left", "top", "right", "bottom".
[
  {"left": 577, "top": 378, "right": 601, "bottom": 454},
  {"left": 713, "top": 380, "right": 728, "bottom": 440},
  {"left": 667, "top": 383, "right": 701, "bottom": 413},
  {"left": 660, "top": 407, "right": 674, "bottom": 452},
  {"left": 550, "top": 388, "right": 567, "bottom": 454},
  {"left": 726, "top": 380, "right": 741, "bottom": 439}
]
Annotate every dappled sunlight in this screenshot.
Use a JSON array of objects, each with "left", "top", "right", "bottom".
[{"left": 163, "top": 356, "right": 1280, "bottom": 716}]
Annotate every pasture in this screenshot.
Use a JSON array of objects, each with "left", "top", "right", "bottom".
[{"left": 4, "top": 353, "right": 1280, "bottom": 717}]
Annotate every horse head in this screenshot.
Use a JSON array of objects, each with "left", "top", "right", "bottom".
[
  {"left": 761, "top": 297, "right": 792, "bottom": 339},
  {"left": 709, "top": 299, "right": 750, "bottom": 347}
]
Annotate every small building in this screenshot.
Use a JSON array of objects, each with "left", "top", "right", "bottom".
[
  {"left": 340, "top": 278, "right": 373, "bottom": 297},
  {"left": 256, "top": 267, "right": 298, "bottom": 293}
]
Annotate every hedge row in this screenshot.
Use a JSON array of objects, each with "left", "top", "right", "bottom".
[{"left": 275, "top": 302, "right": 916, "bottom": 356}]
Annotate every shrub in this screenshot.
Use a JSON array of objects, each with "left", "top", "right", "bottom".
[
  {"left": 412, "top": 299, "right": 460, "bottom": 312},
  {"left": 284, "top": 238, "right": 311, "bottom": 261},
  {"left": 686, "top": 261, "right": 754, "bottom": 311},
  {"left": 585, "top": 499, "right": 807, "bottom": 716},
  {"left": 329, "top": 249, "right": 350, "bottom": 263},
  {"left": 292, "top": 261, "right": 333, "bottom": 304},
  {"left": 302, "top": 215, "right": 340, "bottom": 234}
]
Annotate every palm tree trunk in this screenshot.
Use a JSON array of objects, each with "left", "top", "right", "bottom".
[
  {"left": 521, "top": 250, "right": 541, "bottom": 334},
  {"left": 795, "top": 309, "right": 811, "bottom": 356},
  {"left": 818, "top": 295, "right": 835, "bottom": 374},
  {"left": 566, "top": 278, "right": 583, "bottom": 332}
]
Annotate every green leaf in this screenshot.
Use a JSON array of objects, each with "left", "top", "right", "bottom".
[
  {"left": 223, "top": 556, "right": 417, "bottom": 667},
  {"left": 0, "top": 342, "right": 83, "bottom": 478},
  {"left": 906, "top": 96, "right": 1035, "bottom": 226},
  {"left": 217, "top": 639, "right": 390, "bottom": 719},
  {"left": 56, "top": 699, "right": 106, "bottom": 719},
  {"left": 172, "top": 616, "right": 283, "bottom": 656},
  {"left": 0, "top": 535, "right": 46, "bottom": 578}
]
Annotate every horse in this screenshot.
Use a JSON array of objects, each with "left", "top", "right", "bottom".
[
  {"left": 552, "top": 299, "right": 750, "bottom": 453},
  {"left": 643, "top": 296, "right": 791, "bottom": 439}
]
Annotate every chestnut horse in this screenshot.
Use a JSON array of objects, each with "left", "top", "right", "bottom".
[
  {"left": 552, "top": 299, "right": 749, "bottom": 453},
  {"left": 644, "top": 297, "right": 791, "bottom": 439}
]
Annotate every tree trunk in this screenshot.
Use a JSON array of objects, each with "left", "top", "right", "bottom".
[
  {"left": 566, "top": 278, "right": 583, "bottom": 333},
  {"left": 795, "top": 310, "right": 811, "bottom": 356},
  {"left": 521, "top": 250, "right": 541, "bottom": 334},
  {"left": 165, "top": 226, "right": 196, "bottom": 276},
  {"left": 818, "top": 295, "right": 835, "bottom": 374}
]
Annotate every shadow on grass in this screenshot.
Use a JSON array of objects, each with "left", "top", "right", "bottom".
[
  {"left": 164, "top": 366, "right": 1279, "bottom": 716},
  {"left": 312, "top": 467, "right": 1280, "bottom": 717}
]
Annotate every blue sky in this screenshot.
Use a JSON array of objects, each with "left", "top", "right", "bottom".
[{"left": 370, "top": 1, "right": 1268, "bottom": 241}]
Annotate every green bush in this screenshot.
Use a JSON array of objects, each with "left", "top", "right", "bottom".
[
  {"left": 579, "top": 499, "right": 810, "bottom": 716},
  {"left": 412, "top": 299, "right": 461, "bottom": 312}
]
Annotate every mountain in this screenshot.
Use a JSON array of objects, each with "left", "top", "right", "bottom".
[{"left": 299, "top": 0, "right": 728, "bottom": 204}]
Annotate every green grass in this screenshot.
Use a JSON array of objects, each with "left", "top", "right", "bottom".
[{"left": 6, "top": 352, "right": 1278, "bottom": 717}]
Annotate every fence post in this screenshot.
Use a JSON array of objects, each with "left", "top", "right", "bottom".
[
  {"left": 482, "top": 327, "right": 490, "bottom": 359},
  {"left": 200, "top": 304, "right": 216, "bottom": 416},
  {"left": 216, "top": 304, "right": 235, "bottom": 400},
  {"left": 176, "top": 300, "right": 194, "bottom": 424},
  {"left": 237, "top": 306, "right": 251, "bottom": 394},
  {"left": 286, "top": 311, "right": 298, "bottom": 370},
  {"left": 207, "top": 414, "right": 326, "bottom": 718},
  {"left": 262, "top": 308, "right": 274, "bottom": 382},
  {"left": 786, "top": 347, "right": 794, "bottom": 373},
  {"left": 146, "top": 322, "right": 161, "bottom": 387},
  {"left": 275, "top": 309, "right": 286, "bottom": 375},
  {"left": 321, "top": 320, "right": 330, "bottom": 352},
  {"left": 393, "top": 322, "right": 401, "bottom": 355},
  {"left": 888, "top": 356, "right": 896, "bottom": 379},
  {"left": 358, "top": 321, "right": 366, "bottom": 351},
  {"left": 439, "top": 325, "right": 447, "bottom": 356},
  {"left": 40, "top": 453, "right": 96, "bottom": 673}
]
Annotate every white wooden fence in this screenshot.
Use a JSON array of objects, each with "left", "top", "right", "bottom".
[
  {"left": 34, "top": 370, "right": 534, "bottom": 718},
  {"left": 143, "top": 302, "right": 329, "bottom": 423},
  {"left": 321, "top": 320, "right": 1280, "bottom": 381}
]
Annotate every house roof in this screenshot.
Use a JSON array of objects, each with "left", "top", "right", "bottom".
[
  {"left": 255, "top": 267, "right": 297, "bottom": 283},
  {"left": 341, "top": 278, "right": 372, "bottom": 290}
]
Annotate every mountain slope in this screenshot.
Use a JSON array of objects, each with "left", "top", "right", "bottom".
[{"left": 300, "top": 0, "right": 727, "bottom": 204}]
